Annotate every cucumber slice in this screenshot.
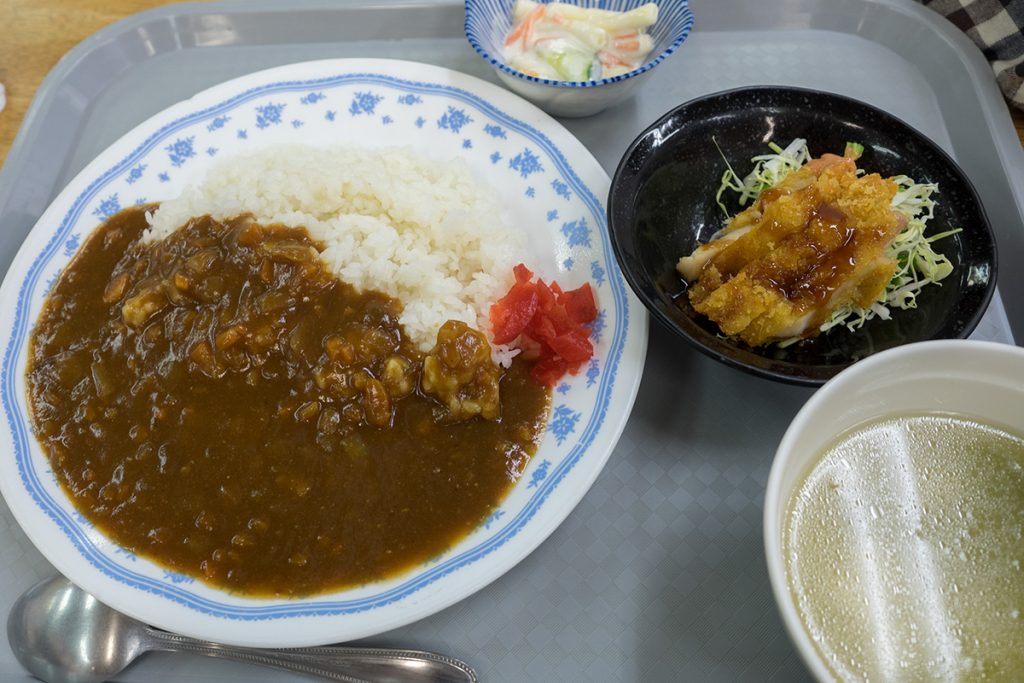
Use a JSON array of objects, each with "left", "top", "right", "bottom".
[
  {"left": 558, "top": 50, "right": 595, "bottom": 80},
  {"left": 541, "top": 44, "right": 595, "bottom": 81}
]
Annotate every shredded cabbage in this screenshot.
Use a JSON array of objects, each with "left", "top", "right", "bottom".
[
  {"left": 713, "top": 141, "right": 959, "bottom": 340},
  {"left": 714, "top": 137, "right": 810, "bottom": 219}
]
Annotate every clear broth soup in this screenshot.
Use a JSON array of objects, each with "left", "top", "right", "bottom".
[{"left": 784, "top": 413, "right": 1024, "bottom": 682}]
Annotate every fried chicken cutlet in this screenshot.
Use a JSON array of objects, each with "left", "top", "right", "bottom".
[{"left": 677, "top": 151, "right": 905, "bottom": 346}]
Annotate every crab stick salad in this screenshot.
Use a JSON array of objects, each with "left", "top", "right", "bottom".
[{"left": 503, "top": 0, "right": 659, "bottom": 82}]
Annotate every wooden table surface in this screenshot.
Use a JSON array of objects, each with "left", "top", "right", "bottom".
[{"left": 1, "top": 0, "right": 1023, "bottom": 167}]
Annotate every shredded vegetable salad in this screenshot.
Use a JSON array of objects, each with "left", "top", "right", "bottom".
[
  {"left": 503, "top": 0, "right": 658, "bottom": 81},
  {"left": 713, "top": 138, "right": 958, "bottom": 338}
]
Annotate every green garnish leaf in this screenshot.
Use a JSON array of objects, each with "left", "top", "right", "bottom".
[{"left": 844, "top": 142, "right": 865, "bottom": 160}]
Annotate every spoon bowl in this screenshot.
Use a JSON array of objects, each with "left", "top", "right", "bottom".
[
  {"left": 8, "top": 575, "right": 478, "bottom": 683},
  {"left": 8, "top": 575, "right": 144, "bottom": 683}
]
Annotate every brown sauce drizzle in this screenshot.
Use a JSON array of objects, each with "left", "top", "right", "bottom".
[{"left": 744, "top": 202, "right": 858, "bottom": 309}]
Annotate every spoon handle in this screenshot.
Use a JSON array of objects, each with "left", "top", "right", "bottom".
[{"left": 144, "top": 628, "right": 477, "bottom": 682}]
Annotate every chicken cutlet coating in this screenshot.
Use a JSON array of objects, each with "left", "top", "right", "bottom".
[{"left": 678, "top": 153, "right": 904, "bottom": 346}]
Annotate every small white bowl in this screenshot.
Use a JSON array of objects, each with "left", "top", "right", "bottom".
[
  {"left": 764, "top": 339, "right": 1024, "bottom": 681},
  {"left": 465, "top": 0, "right": 695, "bottom": 117}
]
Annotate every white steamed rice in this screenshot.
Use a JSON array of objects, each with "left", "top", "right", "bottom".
[{"left": 146, "top": 144, "right": 526, "bottom": 353}]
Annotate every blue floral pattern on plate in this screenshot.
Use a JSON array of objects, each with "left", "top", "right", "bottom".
[
  {"left": 0, "top": 60, "right": 643, "bottom": 644},
  {"left": 165, "top": 138, "right": 195, "bottom": 167}
]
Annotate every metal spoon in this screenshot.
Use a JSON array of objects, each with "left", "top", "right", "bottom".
[{"left": 8, "top": 575, "right": 477, "bottom": 683}]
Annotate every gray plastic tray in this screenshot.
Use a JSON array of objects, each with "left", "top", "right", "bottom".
[{"left": 0, "top": 0, "right": 1021, "bottom": 680}]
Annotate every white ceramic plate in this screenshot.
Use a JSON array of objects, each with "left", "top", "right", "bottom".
[{"left": 0, "top": 59, "right": 647, "bottom": 646}]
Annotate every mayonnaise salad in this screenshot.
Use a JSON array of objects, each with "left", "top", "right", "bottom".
[{"left": 503, "top": 0, "right": 659, "bottom": 82}]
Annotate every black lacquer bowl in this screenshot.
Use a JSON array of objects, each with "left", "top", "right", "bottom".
[{"left": 607, "top": 87, "right": 998, "bottom": 385}]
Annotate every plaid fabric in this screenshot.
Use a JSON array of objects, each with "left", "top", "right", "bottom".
[{"left": 923, "top": 0, "right": 1024, "bottom": 109}]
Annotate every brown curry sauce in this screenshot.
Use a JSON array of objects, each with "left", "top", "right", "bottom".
[{"left": 27, "top": 207, "right": 551, "bottom": 596}]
